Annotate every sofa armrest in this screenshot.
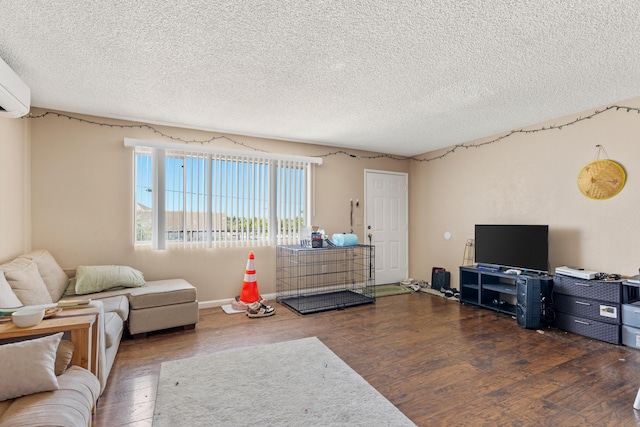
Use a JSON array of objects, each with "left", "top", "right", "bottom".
[{"left": 86, "top": 300, "right": 109, "bottom": 394}]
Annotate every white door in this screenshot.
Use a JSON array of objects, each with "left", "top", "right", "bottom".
[{"left": 365, "top": 170, "right": 408, "bottom": 285}]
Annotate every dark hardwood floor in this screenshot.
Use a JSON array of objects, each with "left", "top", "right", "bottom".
[{"left": 93, "top": 292, "right": 640, "bottom": 426}]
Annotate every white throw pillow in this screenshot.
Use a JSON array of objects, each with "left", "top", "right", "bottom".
[
  {"left": 2, "top": 261, "right": 53, "bottom": 305},
  {"left": 19, "top": 250, "right": 70, "bottom": 302},
  {"left": 0, "top": 332, "right": 62, "bottom": 401},
  {"left": 0, "top": 273, "right": 22, "bottom": 308}
]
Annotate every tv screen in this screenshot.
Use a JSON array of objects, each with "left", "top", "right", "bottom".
[{"left": 474, "top": 224, "right": 549, "bottom": 273}]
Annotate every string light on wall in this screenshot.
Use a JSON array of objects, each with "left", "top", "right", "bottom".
[
  {"left": 25, "top": 111, "right": 269, "bottom": 153},
  {"left": 410, "top": 105, "right": 640, "bottom": 163},
  {"left": 25, "top": 104, "right": 640, "bottom": 162}
]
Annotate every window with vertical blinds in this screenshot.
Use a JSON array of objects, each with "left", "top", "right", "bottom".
[{"left": 126, "top": 138, "right": 321, "bottom": 249}]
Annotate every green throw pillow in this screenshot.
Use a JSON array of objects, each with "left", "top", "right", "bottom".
[{"left": 74, "top": 265, "right": 147, "bottom": 295}]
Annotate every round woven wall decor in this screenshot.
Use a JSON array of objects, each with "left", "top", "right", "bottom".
[{"left": 577, "top": 159, "right": 626, "bottom": 200}]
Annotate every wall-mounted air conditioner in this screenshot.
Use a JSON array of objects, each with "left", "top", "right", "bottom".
[{"left": 0, "top": 56, "right": 30, "bottom": 118}]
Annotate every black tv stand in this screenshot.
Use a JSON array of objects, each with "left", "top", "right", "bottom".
[
  {"left": 459, "top": 266, "right": 553, "bottom": 327},
  {"left": 476, "top": 265, "right": 501, "bottom": 273}
]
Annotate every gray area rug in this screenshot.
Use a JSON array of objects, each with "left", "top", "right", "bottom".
[{"left": 153, "top": 337, "right": 416, "bottom": 426}]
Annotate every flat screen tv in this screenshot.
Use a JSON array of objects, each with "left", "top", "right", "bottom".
[{"left": 474, "top": 224, "right": 549, "bottom": 273}]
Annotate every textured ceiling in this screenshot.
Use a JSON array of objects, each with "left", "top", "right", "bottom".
[{"left": 1, "top": 1, "right": 639, "bottom": 156}]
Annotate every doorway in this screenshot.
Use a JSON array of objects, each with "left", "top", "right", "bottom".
[{"left": 364, "top": 170, "right": 408, "bottom": 285}]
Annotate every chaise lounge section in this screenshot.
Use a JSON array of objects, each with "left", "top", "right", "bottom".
[{"left": 59, "top": 276, "right": 199, "bottom": 338}]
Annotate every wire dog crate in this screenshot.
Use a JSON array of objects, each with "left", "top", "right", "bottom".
[{"left": 276, "top": 245, "right": 375, "bottom": 314}]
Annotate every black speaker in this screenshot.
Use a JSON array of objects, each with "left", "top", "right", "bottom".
[
  {"left": 431, "top": 267, "right": 450, "bottom": 291},
  {"left": 516, "top": 276, "right": 542, "bottom": 329}
]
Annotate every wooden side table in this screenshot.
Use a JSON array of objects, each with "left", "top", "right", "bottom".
[{"left": 0, "top": 307, "right": 99, "bottom": 376}]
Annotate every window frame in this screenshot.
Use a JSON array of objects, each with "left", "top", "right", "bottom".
[{"left": 126, "top": 138, "right": 321, "bottom": 249}]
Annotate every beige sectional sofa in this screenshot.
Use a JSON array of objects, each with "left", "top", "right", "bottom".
[{"left": 0, "top": 249, "right": 199, "bottom": 426}]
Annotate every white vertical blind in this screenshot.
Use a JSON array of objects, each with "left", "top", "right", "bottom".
[
  {"left": 152, "top": 148, "right": 166, "bottom": 250},
  {"left": 127, "top": 139, "right": 320, "bottom": 249},
  {"left": 205, "top": 154, "right": 212, "bottom": 248},
  {"left": 276, "top": 159, "right": 308, "bottom": 245}
]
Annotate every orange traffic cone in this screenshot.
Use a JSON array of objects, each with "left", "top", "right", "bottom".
[
  {"left": 239, "top": 252, "right": 260, "bottom": 305},
  {"left": 231, "top": 251, "right": 276, "bottom": 317}
]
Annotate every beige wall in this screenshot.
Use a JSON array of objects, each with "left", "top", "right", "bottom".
[
  {"left": 12, "top": 95, "right": 640, "bottom": 304},
  {"left": 0, "top": 117, "right": 30, "bottom": 260},
  {"left": 28, "top": 110, "right": 408, "bottom": 303},
  {"left": 409, "top": 96, "right": 640, "bottom": 287}
]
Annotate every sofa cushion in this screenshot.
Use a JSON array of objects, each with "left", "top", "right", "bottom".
[
  {"left": 62, "top": 277, "right": 76, "bottom": 297},
  {"left": 60, "top": 279, "right": 196, "bottom": 310},
  {"left": 0, "top": 273, "right": 22, "bottom": 309},
  {"left": 1, "top": 259, "right": 52, "bottom": 306},
  {"left": 74, "top": 265, "right": 147, "bottom": 295},
  {"left": 0, "top": 333, "right": 62, "bottom": 401},
  {"left": 19, "top": 250, "right": 70, "bottom": 302},
  {"left": 54, "top": 340, "right": 74, "bottom": 376},
  {"left": 0, "top": 366, "right": 99, "bottom": 427},
  {"left": 103, "top": 312, "right": 123, "bottom": 348},
  {"left": 127, "top": 279, "right": 196, "bottom": 309}
]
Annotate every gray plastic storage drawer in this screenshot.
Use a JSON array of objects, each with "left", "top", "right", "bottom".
[
  {"left": 553, "top": 275, "right": 622, "bottom": 303},
  {"left": 622, "top": 325, "right": 640, "bottom": 349},
  {"left": 555, "top": 293, "right": 621, "bottom": 324},
  {"left": 622, "top": 301, "right": 640, "bottom": 328},
  {"left": 556, "top": 312, "right": 621, "bottom": 345}
]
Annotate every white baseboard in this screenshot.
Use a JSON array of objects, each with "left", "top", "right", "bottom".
[{"left": 198, "top": 293, "right": 277, "bottom": 309}]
